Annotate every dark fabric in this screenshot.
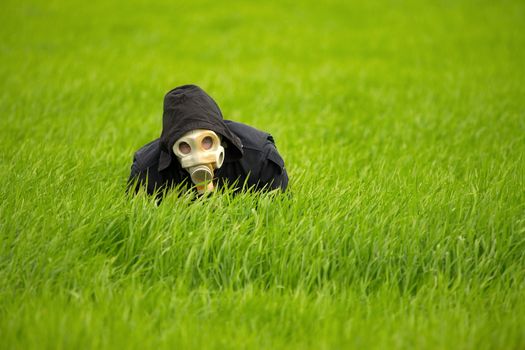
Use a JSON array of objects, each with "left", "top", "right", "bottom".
[
  {"left": 127, "top": 85, "right": 288, "bottom": 197},
  {"left": 158, "top": 84, "right": 243, "bottom": 171}
]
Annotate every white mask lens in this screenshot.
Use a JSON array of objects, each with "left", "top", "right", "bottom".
[
  {"left": 202, "top": 136, "right": 213, "bottom": 150},
  {"left": 178, "top": 141, "right": 191, "bottom": 154}
]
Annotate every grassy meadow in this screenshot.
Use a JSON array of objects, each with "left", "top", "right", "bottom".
[{"left": 1, "top": 0, "right": 524, "bottom": 348}]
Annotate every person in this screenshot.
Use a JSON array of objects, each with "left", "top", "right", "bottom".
[{"left": 127, "top": 84, "right": 288, "bottom": 198}]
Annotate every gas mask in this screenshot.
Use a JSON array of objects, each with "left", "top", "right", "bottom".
[{"left": 172, "top": 129, "right": 225, "bottom": 194}]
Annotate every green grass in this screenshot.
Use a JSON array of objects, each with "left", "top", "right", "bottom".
[{"left": 1, "top": 0, "right": 525, "bottom": 348}]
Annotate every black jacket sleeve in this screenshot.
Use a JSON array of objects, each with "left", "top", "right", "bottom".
[
  {"left": 127, "top": 153, "right": 146, "bottom": 194},
  {"left": 257, "top": 138, "right": 288, "bottom": 191},
  {"left": 127, "top": 139, "right": 171, "bottom": 196}
]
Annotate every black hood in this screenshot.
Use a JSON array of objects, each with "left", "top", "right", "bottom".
[{"left": 157, "top": 84, "right": 244, "bottom": 171}]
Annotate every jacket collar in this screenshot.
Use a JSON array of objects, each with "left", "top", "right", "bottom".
[{"left": 158, "top": 149, "right": 172, "bottom": 172}]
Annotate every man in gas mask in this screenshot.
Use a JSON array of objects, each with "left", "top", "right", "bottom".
[{"left": 127, "top": 84, "right": 288, "bottom": 197}]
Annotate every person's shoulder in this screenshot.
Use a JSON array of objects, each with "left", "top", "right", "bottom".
[
  {"left": 224, "top": 120, "right": 272, "bottom": 151},
  {"left": 223, "top": 121, "right": 287, "bottom": 191},
  {"left": 132, "top": 138, "right": 161, "bottom": 171}
]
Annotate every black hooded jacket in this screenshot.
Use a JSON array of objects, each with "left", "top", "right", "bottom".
[{"left": 128, "top": 85, "right": 288, "bottom": 196}]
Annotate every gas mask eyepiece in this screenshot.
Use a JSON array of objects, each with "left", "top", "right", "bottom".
[{"left": 172, "top": 129, "right": 225, "bottom": 194}]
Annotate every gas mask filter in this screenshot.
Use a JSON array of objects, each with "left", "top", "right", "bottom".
[{"left": 172, "top": 129, "right": 225, "bottom": 194}]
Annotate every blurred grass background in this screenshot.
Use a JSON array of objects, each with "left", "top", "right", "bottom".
[{"left": 1, "top": 0, "right": 524, "bottom": 349}]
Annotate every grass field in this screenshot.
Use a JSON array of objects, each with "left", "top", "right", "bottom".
[{"left": 1, "top": 0, "right": 524, "bottom": 348}]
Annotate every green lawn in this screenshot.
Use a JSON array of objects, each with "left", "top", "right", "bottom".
[{"left": 1, "top": 0, "right": 524, "bottom": 348}]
